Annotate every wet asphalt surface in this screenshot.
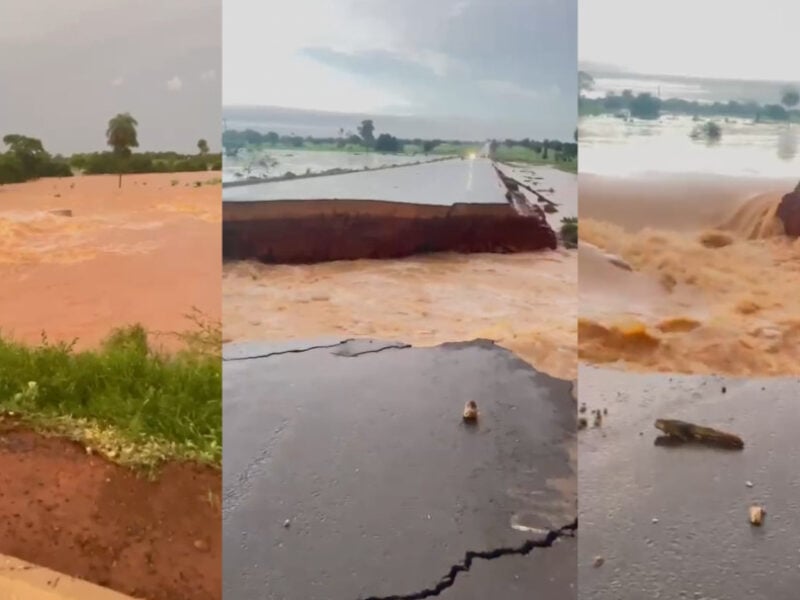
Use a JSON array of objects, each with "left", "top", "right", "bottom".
[
  {"left": 222, "top": 158, "right": 508, "bottom": 205},
  {"left": 222, "top": 338, "right": 576, "bottom": 600},
  {"left": 579, "top": 366, "right": 800, "bottom": 599}
]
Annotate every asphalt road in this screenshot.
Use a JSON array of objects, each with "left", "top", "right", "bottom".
[
  {"left": 222, "top": 158, "right": 508, "bottom": 205},
  {"left": 222, "top": 338, "right": 576, "bottom": 600},
  {"left": 579, "top": 366, "right": 800, "bottom": 599}
]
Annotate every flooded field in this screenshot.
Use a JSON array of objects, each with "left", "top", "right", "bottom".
[
  {"left": 223, "top": 147, "right": 447, "bottom": 183},
  {"left": 580, "top": 114, "right": 800, "bottom": 178},
  {"left": 579, "top": 173, "right": 800, "bottom": 376},
  {"left": 0, "top": 172, "right": 221, "bottom": 349}
]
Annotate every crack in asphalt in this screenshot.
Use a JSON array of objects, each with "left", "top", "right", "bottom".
[
  {"left": 222, "top": 339, "right": 355, "bottom": 362},
  {"left": 360, "top": 518, "right": 578, "bottom": 600},
  {"left": 338, "top": 343, "right": 412, "bottom": 357},
  {"left": 224, "top": 340, "right": 413, "bottom": 362}
]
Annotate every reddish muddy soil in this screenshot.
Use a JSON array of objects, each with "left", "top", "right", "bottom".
[{"left": 0, "top": 424, "right": 221, "bottom": 600}]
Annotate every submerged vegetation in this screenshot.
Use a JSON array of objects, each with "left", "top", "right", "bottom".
[
  {"left": 690, "top": 120, "right": 723, "bottom": 143},
  {"left": 0, "top": 314, "right": 222, "bottom": 468}
]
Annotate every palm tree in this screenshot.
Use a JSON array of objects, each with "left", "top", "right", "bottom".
[{"left": 106, "top": 113, "right": 139, "bottom": 188}]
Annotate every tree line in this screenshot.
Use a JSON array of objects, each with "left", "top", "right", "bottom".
[
  {"left": 579, "top": 71, "right": 800, "bottom": 121},
  {"left": 0, "top": 113, "right": 219, "bottom": 186},
  {"left": 223, "top": 118, "right": 575, "bottom": 158}
]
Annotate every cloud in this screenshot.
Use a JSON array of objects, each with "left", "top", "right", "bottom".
[
  {"left": 200, "top": 69, "right": 216, "bottom": 81},
  {"left": 477, "top": 79, "right": 541, "bottom": 99},
  {"left": 110, "top": 76, "right": 124, "bottom": 87},
  {"left": 166, "top": 76, "right": 183, "bottom": 92}
]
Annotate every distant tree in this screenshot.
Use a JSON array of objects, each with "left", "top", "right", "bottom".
[
  {"left": 2, "top": 134, "right": 48, "bottom": 178},
  {"left": 629, "top": 93, "right": 661, "bottom": 119},
  {"left": 579, "top": 71, "right": 595, "bottom": 92},
  {"left": 374, "top": 133, "right": 401, "bottom": 152},
  {"left": 781, "top": 88, "right": 799, "bottom": 116},
  {"left": 266, "top": 131, "right": 279, "bottom": 144},
  {"left": 764, "top": 104, "right": 789, "bottom": 121},
  {"left": 422, "top": 140, "right": 440, "bottom": 153},
  {"left": 106, "top": 112, "right": 139, "bottom": 188},
  {"left": 357, "top": 119, "right": 375, "bottom": 146},
  {"left": 197, "top": 138, "right": 209, "bottom": 155},
  {"left": 603, "top": 93, "right": 625, "bottom": 111}
]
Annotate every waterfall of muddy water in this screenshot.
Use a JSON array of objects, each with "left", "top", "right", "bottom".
[
  {"left": 223, "top": 250, "right": 577, "bottom": 380},
  {"left": 0, "top": 173, "right": 221, "bottom": 350},
  {"left": 579, "top": 173, "right": 800, "bottom": 375}
]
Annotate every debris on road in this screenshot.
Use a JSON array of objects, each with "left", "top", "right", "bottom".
[
  {"left": 653, "top": 418, "right": 744, "bottom": 449},
  {"left": 749, "top": 505, "right": 766, "bottom": 526},
  {"left": 463, "top": 400, "right": 479, "bottom": 423},
  {"left": 593, "top": 556, "right": 605, "bottom": 568}
]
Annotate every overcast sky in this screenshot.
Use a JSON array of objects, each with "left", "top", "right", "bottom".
[
  {"left": 0, "top": 0, "right": 220, "bottom": 154},
  {"left": 224, "top": 0, "right": 577, "bottom": 141},
  {"left": 580, "top": 0, "right": 798, "bottom": 82}
]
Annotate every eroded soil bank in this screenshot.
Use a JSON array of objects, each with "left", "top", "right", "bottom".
[
  {"left": 223, "top": 199, "right": 557, "bottom": 263},
  {"left": 0, "top": 424, "right": 221, "bottom": 600}
]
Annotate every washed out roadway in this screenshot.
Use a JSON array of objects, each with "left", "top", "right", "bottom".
[
  {"left": 579, "top": 366, "right": 800, "bottom": 599},
  {"left": 222, "top": 158, "right": 508, "bottom": 205},
  {"left": 222, "top": 338, "right": 577, "bottom": 599}
]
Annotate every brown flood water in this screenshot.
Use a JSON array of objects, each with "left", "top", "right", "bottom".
[
  {"left": 0, "top": 172, "right": 221, "bottom": 350},
  {"left": 579, "top": 173, "right": 800, "bottom": 375},
  {"left": 224, "top": 250, "right": 577, "bottom": 380}
]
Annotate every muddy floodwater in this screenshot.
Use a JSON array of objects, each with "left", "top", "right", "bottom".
[
  {"left": 224, "top": 250, "right": 577, "bottom": 380},
  {"left": 579, "top": 173, "right": 800, "bottom": 375},
  {"left": 0, "top": 172, "right": 221, "bottom": 349}
]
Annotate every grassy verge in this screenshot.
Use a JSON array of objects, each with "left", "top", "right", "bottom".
[
  {"left": 560, "top": 217, "right": 578, "bottom": 249},
  {"left": 0, "top": 311, "right": 221, "bottom": 470},
  {"left": 493, "top": 145, "right": 577, "bottom": 173}
]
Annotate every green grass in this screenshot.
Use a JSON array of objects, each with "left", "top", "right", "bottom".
[
  {"left": 493, "top": 145, "right": 577, "bottom": 173},
  {"left": 560, "top": 217, "right": 578, "bottom": 249},
  {"left": 0, "top": 313, "right": 221, "bottom": 470}
]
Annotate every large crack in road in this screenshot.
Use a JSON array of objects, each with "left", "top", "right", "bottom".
[
  {"left": 361, "top": 519, "right": 578, "bottom": 600},
  {"left": 222, "top": 339, "right": 576, "bottom": 599}
]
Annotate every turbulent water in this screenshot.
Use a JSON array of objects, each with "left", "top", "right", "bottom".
[
  {"left": 579, "top": 175, "right": 800, "bottom": 375},
  {"left": 223, "top": 251, "right": 578, "bottom": 380},
  {"left": 0, "top": 173, "right": 221, "bottom": 349}
]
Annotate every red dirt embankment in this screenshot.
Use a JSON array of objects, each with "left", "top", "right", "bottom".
[
  {"left": 777, "top": 182, "right": 800, "bottom": 237},
  {"left": 222, "top": 199, "right": 557, "bottom": 263},
  {"left": 0, "top": 426, "right": 220, "bottom": 600}
]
